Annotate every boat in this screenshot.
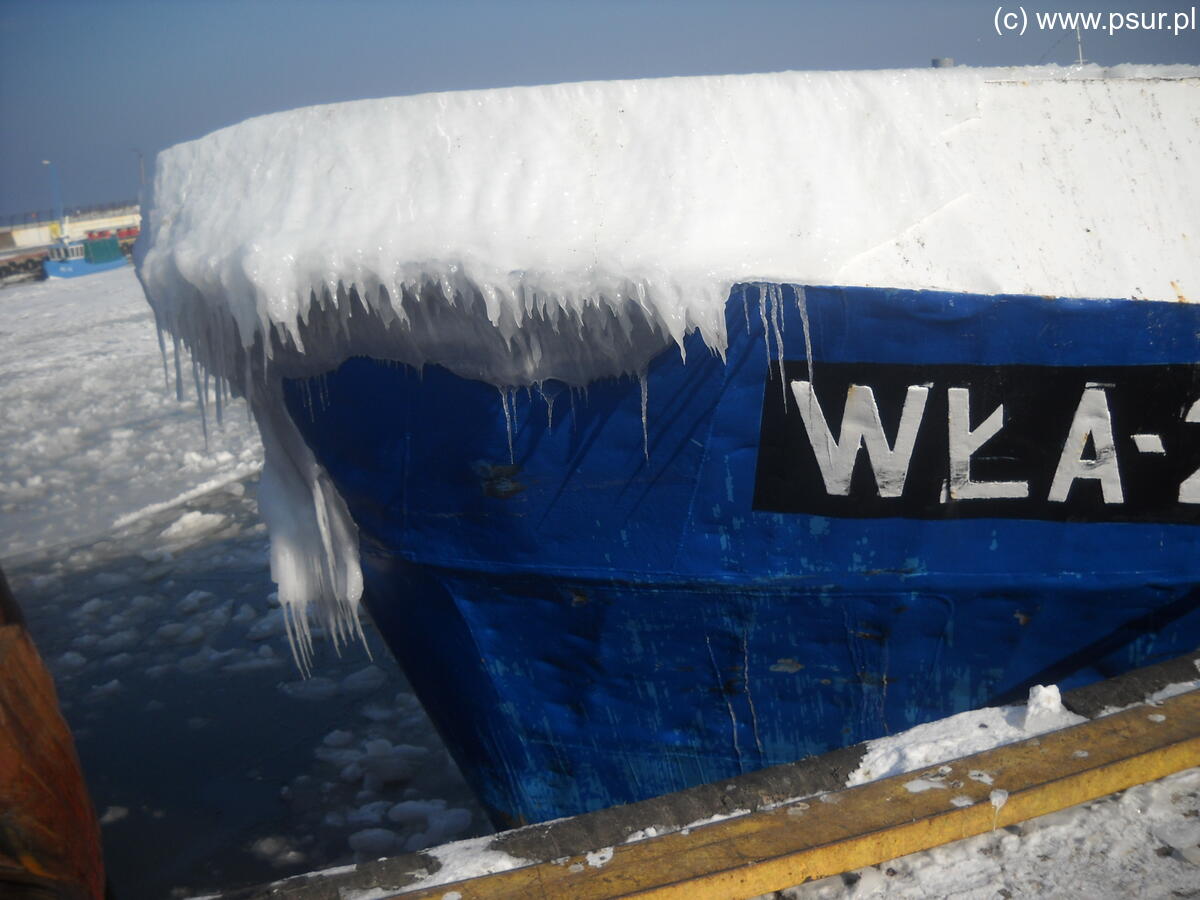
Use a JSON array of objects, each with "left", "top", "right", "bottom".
[
  {"left": 36, "top": 161, "right": 131, "bottom": 279},
  {"left": 134, "top": 65, "right": 1200, "bottom": 827},
  {"left": 285, "top": 283, "right": 1200, "bottom": 826},
  {"left": 43, "top": 235, "right": 128, "bottom": 279},
  {"left": 0, "top": 567, "right": 106, "bottom": 898}
]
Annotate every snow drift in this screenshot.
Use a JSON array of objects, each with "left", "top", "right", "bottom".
[{"left": 134, "top": 64, "right": 1200, "bottom": 661}]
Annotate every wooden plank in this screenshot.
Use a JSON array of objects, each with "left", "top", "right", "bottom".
[{"left": 398, "top": 688, "right": 1200, "bottom": 899}]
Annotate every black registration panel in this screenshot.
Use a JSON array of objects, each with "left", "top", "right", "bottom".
[{"left": 753, "top": 362, "right": 1200, "bottom": 523}]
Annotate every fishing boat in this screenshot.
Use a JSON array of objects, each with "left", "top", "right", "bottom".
[
  {"left": 135, "top": 65, "right": 1200, "bottom": 827},
  {"left": 37, "top": 161, "right": 130, "bottom": 279},
  {"left": 286, "top": 283, "right": 1200, "bottom": 826},
  {"left": 43, "top": 235, "right": 128, "bottom": 279}
]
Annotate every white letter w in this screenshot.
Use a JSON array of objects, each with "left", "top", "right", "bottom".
[{"left": 790, "top": 381, "right": 929, "bottom": 498}]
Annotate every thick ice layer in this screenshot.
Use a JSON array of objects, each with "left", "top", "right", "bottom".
[{"left": 134, "top": 64, "right": 1200, "bottom": 656}]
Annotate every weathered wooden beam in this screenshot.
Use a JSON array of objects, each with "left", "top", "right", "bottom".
[{"left": 399, "top": 688, "right": 1200, "bottom": 899}]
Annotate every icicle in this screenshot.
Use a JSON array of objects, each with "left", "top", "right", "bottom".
[
  {"left": 756, "top": 284, "right": 771, "bottom": 362},
  {"left": 755, "top": 284, "right": 788, "bottom": 405},
  {"left": 499, "top": 387, "right": 515, "bottom": 464},
  {"left": 172, "top": 335, "right": 185, "bottom": 402},
  {"left": 794, "top": 284, "right": 814, "bottom": 385},
  {"left": 768, "top": 284, "right": 787, "bottom": 406},
  {"left": 191, "top": 359, "right": 209, "bottom": 449},
  {"left": 638, "top": 369, "right": 649, "bottom": 460},
  {"left": 301, "top": 378, "right": 315, "bottom": 422},
  {"left": 212, "top": 371, "right": 224, "bottom": 428},
  {"left": 741, "top": 286, "right": 751, "bottom": 334},
  {"left": 542, "top": 386, "right": 554, "bottom": 432},
  {"left": 282, "top": 598, "right": 314, "bottom": 677},
  {"left": 155, "top": 323, "right": 171, "bottom": 391}
]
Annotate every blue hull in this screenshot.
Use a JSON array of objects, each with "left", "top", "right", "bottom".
[
  {"left": 284, "top": 285, "right": 1200, "bottom": 826},
  {"left": 43, "top": 257, "right": 127, "bottom": 279}
]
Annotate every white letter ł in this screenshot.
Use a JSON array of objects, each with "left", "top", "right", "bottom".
[{"left": 947, "top": 388, "right": 1029, "bottom": 500}]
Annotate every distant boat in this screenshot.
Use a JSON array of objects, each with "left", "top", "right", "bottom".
[{"left": 43, "top": 235, "right": 128, "bottom": 279}]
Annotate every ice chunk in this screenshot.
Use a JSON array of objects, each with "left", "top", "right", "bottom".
[
  {"left": 57, "top": 651, "right": 87, "bottom": 670},
  {"left": 387, "top": 799, "right": 444, "bottom": 827},
  {"left": 314, "top": 745, "right": 362, "bottom": 767},
  {"left": 323, "top": 729, "right": 355, "bottom": 748},
  {"left": 1023, "top": 683, "right": 1069, "bottom": 730},
  {"left": 585, "top": 846, "right": 614, "bottom": 869},
  {"left": 155, "top": 622, "right": 185, "bottom": 641},
  {"left": 249, "top": 835, "right": 306, "bottom": 868},
  {"left": 246, "top": 608, "right": 287, "bottom": 640},
  {"left": 280, "top": 677, "right": 339, "bottom": 701},
  {"left": 98, "top": 806, "right": 129, "bottom": 825},
  {"left": 175, "top": 624, "right": 206, "bottom": 645},
  {"left": 232, "top": 603, "right": 258, "bottom": 624},
  {"left": 359, "top": 701, "right": 398, "bottom": 722},
  {"left": 407, "top": 808, "right": 473, "bottom": 851},
  {"left": 178, "top": 647, "right": 235, "bottom": 674},
  {"left": 202, "top": 600, "right": 233, "bottom": 630},
  {"left": 87, "top": 678, "right": 123, "bottom": 700},
  {"left": 357, "top": 738, "right": 421, "bottom": 787},
  {"left": 177, "top": 589, "right": 216, "bottom": 613},
  {"left": 340, "top": 665, "right": 387, "bottom": 694},
  {"left": 346, "top": 801, "right": 392, "bottom": 828},
  {"left": 348, "top": 828, "right": 397, "bottom": 858},
  {"left": 93, "top": 572, "right": 132, "bottom": 588},
  {"left": 160, "top": 510, "right": 227, "bottom": 542},
  {"left": 904, "top": 778, "right": 947, "bottom": 793},
  {"left": 94, "top": 628, "right": 137, "bottom": 652},
  {"left": 77, "top": 598, "right": 109, "bottom": 618}
]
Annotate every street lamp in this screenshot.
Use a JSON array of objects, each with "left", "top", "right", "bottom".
[
  {"left": 41, "top": 160, "right": 65, "bottom": 239},
  {"left": 131, "top": 149, "right": 145, "bottom": 191}
]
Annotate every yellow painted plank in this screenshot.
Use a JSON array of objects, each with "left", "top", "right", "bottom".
[{"left": 400, "top": 689, "right": 1200, "bottom": 900}]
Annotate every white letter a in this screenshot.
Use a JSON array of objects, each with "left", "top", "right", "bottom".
[{"left": 1049, "top": 387, "right": 1124, "bottom": 504}]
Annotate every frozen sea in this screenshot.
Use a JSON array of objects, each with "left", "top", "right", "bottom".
[
  {"left": 0, "top": 267, "right": 490, "bottom": 898},
  {"left": 1, "top": 267, "right": 1197, "bottom": 899}
]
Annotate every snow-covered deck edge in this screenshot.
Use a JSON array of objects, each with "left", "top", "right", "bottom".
[{"left": 201, "top": 651, "right": 1200, "bottom": 899}]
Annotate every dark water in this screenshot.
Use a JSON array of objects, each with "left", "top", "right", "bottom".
[{"left": 6, "top": 476, "right": 489, "bottom": 899}]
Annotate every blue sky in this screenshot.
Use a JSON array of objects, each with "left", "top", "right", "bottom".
[{"left": 1, "top": 0, "right": 1196, "bottom": 219}]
